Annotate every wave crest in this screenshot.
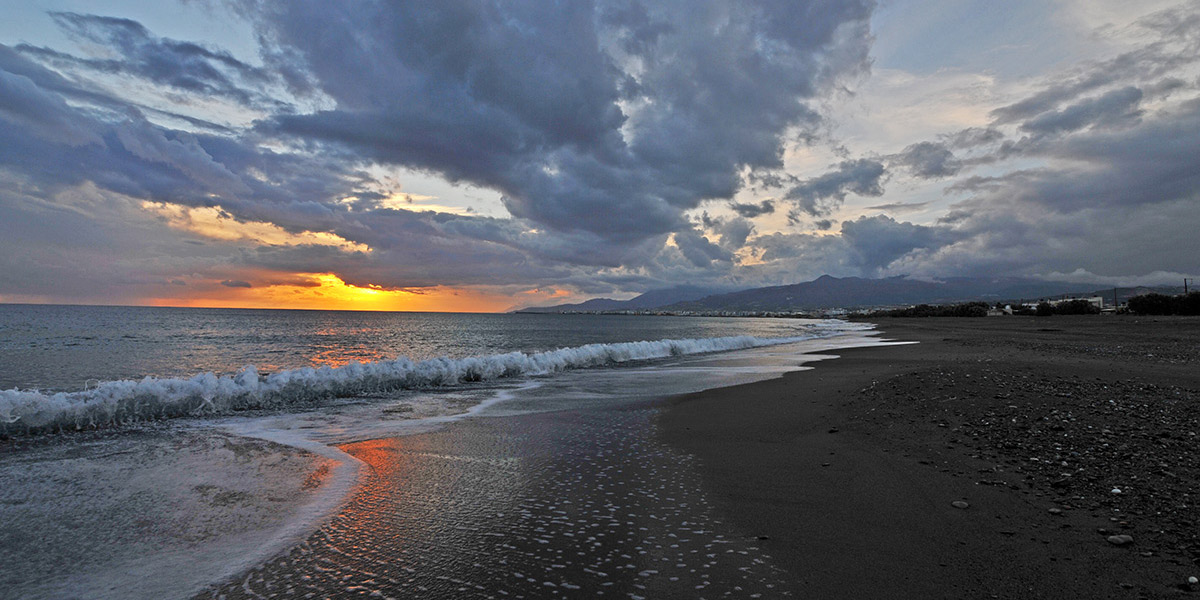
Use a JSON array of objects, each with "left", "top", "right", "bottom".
[{"left": 1, "top": 334, "right": 824, "bottom": 436}]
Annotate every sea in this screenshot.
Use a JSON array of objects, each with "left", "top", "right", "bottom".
[{"left": 0, "top": 304, "right": 891, "bottom": 599}]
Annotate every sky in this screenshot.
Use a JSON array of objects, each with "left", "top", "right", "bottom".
[{"left": 0, "top": 0, "right": 1197, "bottom": 312}]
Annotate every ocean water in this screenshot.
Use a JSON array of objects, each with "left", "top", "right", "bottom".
[
  {"left": 0, "top": 304, "right": 891, "bottom": 599},
  {"left": 0, "top": 304, "right": 871, "bottom": 435}
]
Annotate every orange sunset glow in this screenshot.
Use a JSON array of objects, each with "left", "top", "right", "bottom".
[{"left": 150, "top": 273, "right": 564, "bottom": 313}]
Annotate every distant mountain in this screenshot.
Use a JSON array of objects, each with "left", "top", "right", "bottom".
[
  {"left": 516, "top": 276, "right": 1184, "bottom": 314},
  {"left": 516, "top": 285, "right": 729, "bottom": 313},
  {"left": 663, "top": 275, "right": 1160, "bottom": 312},
  {"left": 663, "top": 275, "right": 1112, "bottom": 312}
]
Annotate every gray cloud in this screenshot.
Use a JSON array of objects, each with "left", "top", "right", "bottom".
[
  {"left": 729, "top": 199, "right": 776, "bottom": 218},
  {"left": 784, "top": 158, "right": 886, "bottom": 216},
  {"left": 865, "top": 201, "right": 929, "bottom": 213},
  {"left": 1019, "top": 86, "right": 1143, "bottom": 135},
  {"left": 220, "top": 279, "right": 252, "bottom": 288},
  {"left": 24, "top": 12, "right": 283, "bottom": 108},
  {"left": 839, "top": 215, "right": 957, "bottom": 274},
  {"left": 941, "top": 127, "right": 1004, "bottom": 149},
  {"left": 249, "top": 0, "right": 873, "bottom": 241},
  {"left": 990, "top": 5, "right": 1200, "bottom": 126},
  {"left": 889, "top": 141, "right": 960, "bottom": 179}
]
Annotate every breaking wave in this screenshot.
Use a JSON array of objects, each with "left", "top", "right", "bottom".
[{"left": 0, "top": 333, "right": 828, "bottom": 436}]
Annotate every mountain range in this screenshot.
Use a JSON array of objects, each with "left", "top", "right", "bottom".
[{"left": 516, "top": 275, "right": 1178, "bottom": 313}]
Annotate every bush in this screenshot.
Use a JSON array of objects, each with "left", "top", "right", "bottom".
[
  {"left": 872, "top": 301, "right": 990, "bottom": 318},
  {"left": 1036, "top": 302, "right": 1054, "bottom": 316},
  {"left": 1128, "top": 292, "right": 1200, "bottom": 315},
  {"left": 1054, "top": 299, "right": 1101, "bottom": 315}
]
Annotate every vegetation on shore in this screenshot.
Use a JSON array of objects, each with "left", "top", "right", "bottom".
[{"left": 864, "top": 291, "right": 1199, "bottom": 318}]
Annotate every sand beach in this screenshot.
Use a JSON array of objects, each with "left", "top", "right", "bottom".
[{"left": 662, "top": 315, "right": 1200, "bottom": 599}]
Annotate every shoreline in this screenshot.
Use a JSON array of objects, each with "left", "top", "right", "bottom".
[{"left": 658, "top": 315, "right": 1200, "bottom": 598}]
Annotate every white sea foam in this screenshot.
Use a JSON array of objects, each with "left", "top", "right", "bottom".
[{"left": 0, "top": 332, "right": 853, "bottom": 435}]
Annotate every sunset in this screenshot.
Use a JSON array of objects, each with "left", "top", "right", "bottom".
[{"left": 2, "top": 2, "right": 1199, "bottom": 599}]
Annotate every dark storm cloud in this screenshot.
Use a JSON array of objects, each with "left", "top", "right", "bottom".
[
  {"left": 247, "top": 0, "right": 874, "bottom": 240},
  {"left": 784, "top": 159, "right": 886, "bottom": 217}
]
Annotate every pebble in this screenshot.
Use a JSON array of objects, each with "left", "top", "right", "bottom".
[
  {"left": 1106, "top": 534, "right": 1134, "bottom": 546},
  {"left": 1048, "top": 508, "right": 1063, "bottom": 515},
  {"left": 951, "top": 501, "right": 969, "bottom": 509},
  {"left": 1189, "top": 576, "right": 1198, "bottom": 585}
]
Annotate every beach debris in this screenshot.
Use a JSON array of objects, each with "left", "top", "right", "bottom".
[
  {"left": 951, "top": 500, "right": 969, "bottom": 509},
  {"left": 1106, "top": 534, "right": 1134, "bottom": 546}
]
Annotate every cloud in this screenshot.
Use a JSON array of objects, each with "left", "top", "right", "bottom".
[
  {"left": 839, "top": 215, "right": 957, "bottom": 274},
  {"left": 220, "top": 279, "right": 252, "bottom": 288},
  {"left": 889, "top": 141, "right": 960, "bottom": 178},
  {"left": 1019, "top": 86, "right": 1143, "bottom": 134},
  {"left": 249, "top": 0, "right": 874, "bottom": 241},
  {"left": 26, "top": 12, "right": 283, "bottom": 107},
  {"left": 0, "top": 68, "right": 103, "bottom": 146},
  {"left": 729, "top": 199, "right": 776, "bottom": 218},
  {"left": 989, "top": 4, "right": 1200, "bottom": 125},
  {"left": 784, "top": 159, "right": 886, "bottom": 216},
  {"left": 864, "top": 201, "right": 929, "bottom": 213}
]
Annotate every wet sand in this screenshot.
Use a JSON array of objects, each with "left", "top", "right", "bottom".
[
  {"left": 660, "top": 315, "right": 1200, "bottom": 599},
  {"left": 198, "top": 401, "right": 794, "bottom": 599}
]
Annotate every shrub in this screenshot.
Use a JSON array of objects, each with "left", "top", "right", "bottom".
[
  {"left": 1036, "top": 302, "right": 1054, "bottom": 316},
  {"left": 1054, "top": 299, "right": 1101, "bottom": 315},
  {"left": 1128, "top": 293, "right": 1177, "bottom": 315},
  {"left": 1128, "top": 292, "right": 1200, "bottom": 315}
]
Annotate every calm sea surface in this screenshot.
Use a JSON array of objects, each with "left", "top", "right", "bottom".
[{"left": 0, "top": 304, "right": 833, "bottom": 392}]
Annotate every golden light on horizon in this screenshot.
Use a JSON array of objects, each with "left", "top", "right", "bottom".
[{"left": 150, "top": 273, "right": 560, "bottom": 313}]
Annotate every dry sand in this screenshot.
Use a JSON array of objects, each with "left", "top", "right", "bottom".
[{"left": 659, "top": 315, "right": 1200, "bottom": 599}]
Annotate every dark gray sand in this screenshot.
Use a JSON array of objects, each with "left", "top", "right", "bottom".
[
  {"left": 661, "top": 315, "right": 1200, "bottom": 599},
  {"left": 198, "top": 315, "right": 1200, "bottom": 599}
]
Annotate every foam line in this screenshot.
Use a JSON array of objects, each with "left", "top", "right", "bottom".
[{"left": 0, "top": 331, "right": 858, "bottom": 435}]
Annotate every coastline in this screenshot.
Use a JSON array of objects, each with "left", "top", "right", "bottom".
[{"left": 658, "top": 315, "right": 1200, "bottom": 599}]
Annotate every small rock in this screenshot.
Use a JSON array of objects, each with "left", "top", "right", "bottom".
[
  {"left": 1111, "top": 488, "right": 1122, "bottom": 494},
  {"left": 1048, "top": 508, "right": 1063, "bottom": 515},
  {"left": 1189, "top": 576, "right": 1198, "bottom": 585},
  {"left": 1106, "top": 534, "right": 1134, "bottom": 546},
  {"left": 827, "top": 427, "right": 839, "bottom": 434},
  {"left": 951, "top": 501, "right": 969, "bottom": 509}
]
